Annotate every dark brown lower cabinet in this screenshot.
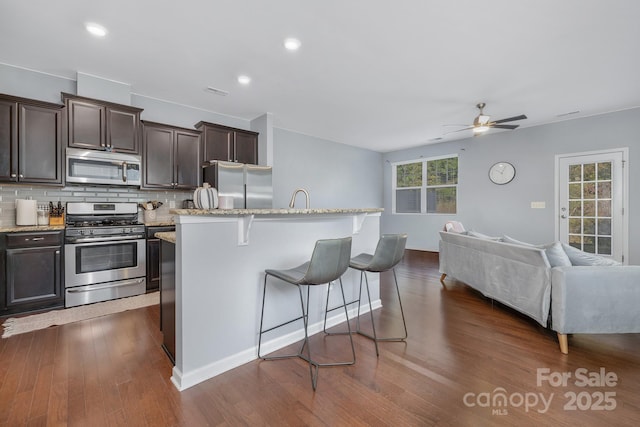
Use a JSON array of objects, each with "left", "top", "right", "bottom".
[
  {"left": 160, "top": 239, "right": 176, "bottom": 364},
  {"left": 1, "top": 231, "right": 64, "bottom": 315},
  {"left": 146, "top": 226, "right": 175, "bottom": 292}
]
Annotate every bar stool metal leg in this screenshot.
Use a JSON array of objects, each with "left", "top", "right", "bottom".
[{"left": 257, "top": 237, "right": 355, "bottom": 391}]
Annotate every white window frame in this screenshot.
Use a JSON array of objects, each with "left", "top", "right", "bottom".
[{"left": 391, "top": 154, "right": 458, "bottom": 215}]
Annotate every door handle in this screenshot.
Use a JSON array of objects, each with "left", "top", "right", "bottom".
[{"left": 560, "top": 214, "right": 567, "bottom": 219}]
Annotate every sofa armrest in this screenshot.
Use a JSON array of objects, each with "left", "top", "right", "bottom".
[{"left": 551, "top": 266, "right": 640, "bottom": 334}]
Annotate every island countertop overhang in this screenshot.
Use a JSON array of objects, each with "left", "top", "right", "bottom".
[{"left": 169, "top": 207, "right": 383, "bottom": 216}]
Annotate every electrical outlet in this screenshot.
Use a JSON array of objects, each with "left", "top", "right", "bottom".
[{"left": 169, "top": 200, "right": 175, "bottom": 208}]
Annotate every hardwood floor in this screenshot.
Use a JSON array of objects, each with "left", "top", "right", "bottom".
[{"left": 1, "top": 250, "right": 639, "bottom": 426}]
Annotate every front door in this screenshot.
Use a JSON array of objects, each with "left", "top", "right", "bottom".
[{"left": 556, "top": 149, "right": 627, "bottom": 263}]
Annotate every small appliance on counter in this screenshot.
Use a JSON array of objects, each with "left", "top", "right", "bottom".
[{"left": 15, "top": 199, "right": 37, "bottom": 225}]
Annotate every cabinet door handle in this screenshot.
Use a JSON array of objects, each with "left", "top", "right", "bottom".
[
  {"left": 25, "top": 237, "right": 45, "bottom": 241},
  {"left": 11, "top": 173, "right": 16, "bottom": 178},
  {"left": 19, "top": 174, "right": 24, "bottom": 179}
]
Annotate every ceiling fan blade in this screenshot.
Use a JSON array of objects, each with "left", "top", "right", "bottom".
[
  {"left": 443, "top": 127, "right": 473, "bottom": 135},
  {"left": 492, "top": 114, "right": 527, "bottom": 124},
  {"left": 491, "top": 124, "right": 519, "bottom": 130}
]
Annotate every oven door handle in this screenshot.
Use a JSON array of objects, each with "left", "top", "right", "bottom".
[
  {"left": 66, "top": 234, "right": 145, "bottom": 243},
  {"left": 66, "top": 278, "right": 145, "bottom": 293}
]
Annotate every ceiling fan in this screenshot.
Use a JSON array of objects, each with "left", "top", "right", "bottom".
[{"left": 445, "top": 103, "right": 527, "bottom": 135}]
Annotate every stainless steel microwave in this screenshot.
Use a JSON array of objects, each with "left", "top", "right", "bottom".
[{"left": 66, "top": 148, "right": 142, "bottom": 186}]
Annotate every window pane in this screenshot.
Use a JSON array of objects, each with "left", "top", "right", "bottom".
[
  {"left": 396, "top": 162, "right": 422, "bottom": 188},
  {"left": 396, "top": 189, "right": 421, "bottom": 213},
  {"left": 427, "top": 157, "right": 458, "bottom": 186},
  {"left": 426, "top": 187, "right": 456, "bottom": 213}
]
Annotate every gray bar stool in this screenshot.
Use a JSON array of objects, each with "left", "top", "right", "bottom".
[
  {"left": 324, "top": 234, "right": 408, "bottom": 356},
  {"left": 258, "top": 236, "right": 354, "bottom": 390}
]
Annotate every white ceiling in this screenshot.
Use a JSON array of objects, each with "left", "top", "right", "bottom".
[{"left": 1, "top": 0, "right": 639, "bottom": 152}]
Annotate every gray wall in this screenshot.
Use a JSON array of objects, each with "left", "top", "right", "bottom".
[
  {"left": 272, "top": 128, "right": 383, "bottom": 209},
  {"left": 382, "top": 108, "right": 640, "bottom": 264}
]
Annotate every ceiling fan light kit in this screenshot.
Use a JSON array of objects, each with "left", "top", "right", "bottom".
[{"left": 445, "top": 102, "right": 527, "bottom": 137}]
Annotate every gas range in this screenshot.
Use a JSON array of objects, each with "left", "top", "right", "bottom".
[
  {"left": 64, "top": 202, "right": 147, "bottom": 307},
  {"left": 65, "top": 202, "right": 145, "bottom": 242}
]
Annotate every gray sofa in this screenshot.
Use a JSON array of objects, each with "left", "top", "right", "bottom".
[{"left": 439, "top": 231, "right": 640, "bottom": 353}]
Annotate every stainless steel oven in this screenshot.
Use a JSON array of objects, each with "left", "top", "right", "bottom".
[{"left": 64, "top": 202, "right": 146, "bottom": 307}]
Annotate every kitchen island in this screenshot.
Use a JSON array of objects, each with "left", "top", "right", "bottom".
[{"left": 162, "top": 208, "right": 382, "bottom": 391}]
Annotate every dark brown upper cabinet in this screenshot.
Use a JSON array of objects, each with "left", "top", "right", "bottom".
[
  {"left": 0, "top": 94, "right": 64, "bottom": 185},
  {"left": 62, "top": 93, "right": 142, "bottom": 155},
  {"left": 142, "top": 121, "right": 202, "bottom": 190},
  {"left": 195, "top": 121, "right": 258, "bottom": 165}
]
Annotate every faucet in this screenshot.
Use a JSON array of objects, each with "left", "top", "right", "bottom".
[{"left": 289, "top": 188, "right": 310, "bottom": 209}]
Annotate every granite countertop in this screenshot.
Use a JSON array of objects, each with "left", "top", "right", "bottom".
[
  {"left": 169, "top": 208, "right": 383, "bottom": 216},
  {"left": 144, "top": 220, "right": 175, "bottom": 227},
  {"left": 0, "top": 225, "right": 66, "bottom": 233},
  {"left": 155, "top": 231, "right": 176, "bottom": 243}
]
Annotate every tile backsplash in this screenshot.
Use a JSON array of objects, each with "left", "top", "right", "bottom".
[{"left": 0, "top": 184, "right": 192, "bottom": 227}]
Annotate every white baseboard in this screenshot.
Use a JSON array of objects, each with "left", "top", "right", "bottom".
[{"left": 171, "top": 299, "right": 382, "bottom": 391}]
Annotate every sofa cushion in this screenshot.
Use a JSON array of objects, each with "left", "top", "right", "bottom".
[
  {"left": 502, "top": 235, "right": 538, "bottom": 247},
  {"left": 544, "top": 242, "right": 572, "bottom": 267},
  {"left": 467, "top": 230, "right": 502, "bottom": 241},
  {"left": 561, "top": 243, "right": 622, "bottom": 266}
]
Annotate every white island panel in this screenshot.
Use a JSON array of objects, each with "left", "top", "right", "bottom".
[{"left": 171, "top": 211, "right": 381, "bottom": 390}]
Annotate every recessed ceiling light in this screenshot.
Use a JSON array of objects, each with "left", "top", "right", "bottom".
[
  {"left": 237, "top": 75, "right": 251, "bottom": 85},
  {"left": 284, "top": 38, "right": 301, "bottom": 51},
  {"left": 85, "top": 22, "right": 107, "bottom": 37}
]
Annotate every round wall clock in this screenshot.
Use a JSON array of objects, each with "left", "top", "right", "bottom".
[{"left": 488, "top": 162, "right": 516, "bottom": 185}]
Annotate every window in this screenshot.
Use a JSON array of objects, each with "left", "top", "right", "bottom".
[{"left": 392, "top": 155, "right": 458, "bottom": 214}]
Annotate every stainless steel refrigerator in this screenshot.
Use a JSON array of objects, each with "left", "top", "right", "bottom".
[{"left": 202, "top": 161, "right": 273, "bottom": 209}]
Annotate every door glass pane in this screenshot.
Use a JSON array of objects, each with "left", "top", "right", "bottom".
[
  {"left": 583, "top": 201, "right": 596, "bottom": 216},
  {"left": 598, "top": 218, "right": 611, "bottom": 235},
  {"left": 583, "top": 218, "right": 595, "bottom": 235},
  {"left": 569, "top": 164, "right": 582, "bottom": 181},
  {"left": 583, "top": 163, "right": 596, "bottom": 181},
  {"left": 569, "top": 235, "right": 581, "bottom": 249},
  {"left": 569, "top": 183, "right": 581, "bottom": 199},
  {"left": 597, "top": 181, "right": 611, "bottom": 198},
  {"left": 569, "top": 200, "right": 582, "bottom": 216},
  {"left": 569, "top": 218, "right": 581, "bottom": 234},
  {"left": 598, "top": 162, "right": 611, "bottom": 180},
  {"left": 583, "top": 236, "right": 595, "bottom": 253},
  {"left": 598, "top": 237, "right": 612, "bottom": 255}
]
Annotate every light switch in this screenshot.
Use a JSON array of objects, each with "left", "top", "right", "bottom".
[{"left": 530, "top": 201, "right": 546, "bottom": 209}]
